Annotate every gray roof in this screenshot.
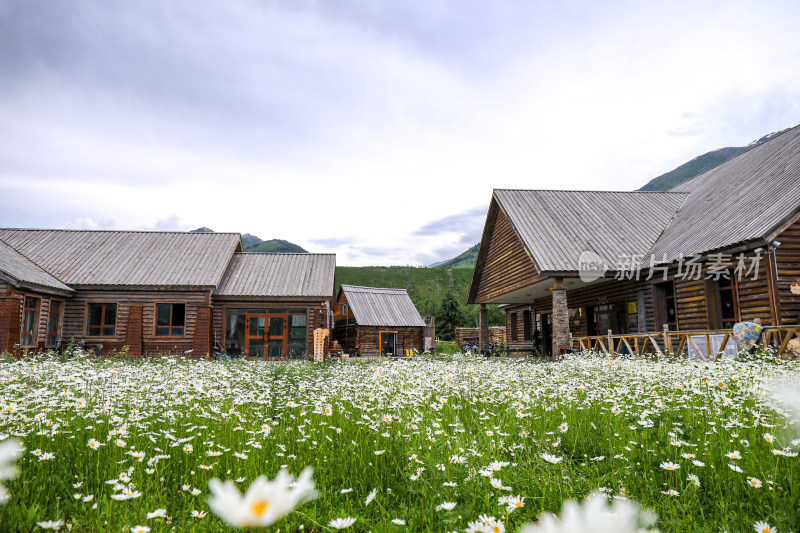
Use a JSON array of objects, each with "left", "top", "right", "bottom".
[
  {"left": 215, "top": 253, "right": 335, "bottom": 298},
  {"left": 0, "top": 229, "right": 241, "bottom": 287},
  {"left": 494, "top": 189, "right": 688, "bottom": 273},
  {"left": 0, "top": 238, "right": 74, "bottom": 295},
  {"left": 648, "top": 124, "right": 800, "bottom": 260},
  {"left": 340, "top": 285, "right": 425, "bottom": 327}
]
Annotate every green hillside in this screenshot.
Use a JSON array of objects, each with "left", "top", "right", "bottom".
[
  {"left": 244, "top": 239, "right": 308, "bottom": 253},
  {"left": 335, "top": 266, "right": 504, "bottom": 335},
  {"left": 638, "top": 128, "right": 787, "bottom": 191},
  {"left": 433, "top": 243, "right": 479, "bottom": 268},
  {"left": 638, "top": 146, "right": 747, "bottom": 191}
]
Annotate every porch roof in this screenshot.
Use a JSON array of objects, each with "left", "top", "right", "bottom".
[
  {"left": 339, "top": 285, "right": 425, "bottom": 327},
  {"left": 0, "top": 238, "right": 74, "bottom": 295}
]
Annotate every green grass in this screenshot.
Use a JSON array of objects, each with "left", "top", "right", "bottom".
[
  {"left": 1, "top": 350, "right": 798, "bottom": 532},
  {"left": 433, "top": 341, "right": 459, "bottom": 355}
]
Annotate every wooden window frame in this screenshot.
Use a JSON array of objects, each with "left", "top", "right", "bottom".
[
  {"left": 46, "top": 299, "right": 64, "bottom": 348},
  {"left": 85, "top": 302, "right": 117, "bottom": 337},
  {"left": 21, "top": 296, "right": 40, "bottom": 346},
  {"left": 154, "top": 302, "right": 186, "bottom": 338},
  {"left": 341, "top": 303, "right": 347, "bottom": 316}
]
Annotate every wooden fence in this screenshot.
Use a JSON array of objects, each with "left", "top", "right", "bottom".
[{"left": 572, "top": 325, "right": 800, "bottom": 362}]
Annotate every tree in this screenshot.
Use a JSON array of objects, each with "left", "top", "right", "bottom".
[{"left": 436, "top": 291, "right": 463, "bottom": 341}]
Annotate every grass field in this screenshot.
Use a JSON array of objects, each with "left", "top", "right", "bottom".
[{"left": 0, "top": 351, "right": 798, "bottom": 532}]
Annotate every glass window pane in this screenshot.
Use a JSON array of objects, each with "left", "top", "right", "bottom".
[
  {"left": 269, "top": 317, "right": 284, "bottom": 337},
  {"left": 248, "top": 339, "right": 264, "bottom": 357},
  {"left": 250, "top": 317, "right": 265, "bottom": 336},
  {"left": 156, "top": 327, "right": 170, "bottom": 336},
  {"left": 172, "top": 304, "right": 185, "bottom": 327},
  {"left": 226, "top": 314, "right": 245, "bottom": 355},
  {"left": 268, "top": 340, "right": 283, "bottom": 357},
  {"left": 88, "top": 304, "right": 103, "bottom": 326},
  {"left": 287, "top": 339, "right": 305, "bottom": 359},
  {"left": 102, "top": 327, "right": 115, "bottom": 336},
  {"left": 104, "top": 304, "right": 117, "bottom": 326},
  {"left": 288, "top": 309, "right": 306, "bottom": 314},
  {"left": 87, "top": 326, "right": 101, "bottom": 336},
  {"left": 171, "top": 327, "right": 184, "bottom": 337},
  {"left": 156, "top": 304, "right": 171, "bottom": 327}
]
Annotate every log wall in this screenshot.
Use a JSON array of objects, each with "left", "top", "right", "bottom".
[
  {"left": 775, "top": 216, "right": 800, "bottom": 325},
  {"left": 62, "top": 289, "right": 210, "bottom": 355},
  {"left": 356, "top": 326, "right": 424, "bottom": 355},
  {"left": 472, "top": 204, "right": 542, "bottom": 304}
]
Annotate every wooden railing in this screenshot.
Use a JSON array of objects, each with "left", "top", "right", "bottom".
[{"left": 572, "top": 325, "right": 800, "bottom": 361}]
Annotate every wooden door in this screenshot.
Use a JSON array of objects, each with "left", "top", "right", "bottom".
[
  {"left": 267, "top": 314, "right": 287, "bottom": 358},
  {"left": 246, "top": 314, "right": 266, "bottom": 357}
]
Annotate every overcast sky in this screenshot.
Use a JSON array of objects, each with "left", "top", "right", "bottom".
[{"left": 1, "top": 1, "right": 799, "bottom": 266}]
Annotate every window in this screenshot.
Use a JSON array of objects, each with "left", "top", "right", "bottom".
[
  {"left": 87, "top": 303, "right": 117, "bottom": 336},
  {"left": 287, "top": 313, "right": 307, "bottom": 359},
  {"left": 156, "top": 303, "right": 186, "bottom": 336},
  {"left": 509, "top": 312, "right": 518, "bottom": 341},
  {"left": 225, "top": 309, "right": 247, "bottom": 356},
  {"left": 341, "top": 303, "right": 347, "bottom": 315},
  {"left": 706, "top": 277, "right": 738, "bottom": 329},
  {"left": 523, "top": 309, "right": 532, "bottom": 341},
  {"left": 587, "top": 303, "right": 629, "bottom": 336},
  {"left": 21, "top": 296, "right": 40, "bottom": 346},
  {"left": 654, "top": 281, "right": 678, "bottom": 331},
  {"left": 46, "top": 300, "right": 63, "bottom": 348}
]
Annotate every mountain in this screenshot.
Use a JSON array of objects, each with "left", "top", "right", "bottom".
[
  {"left": 638, "top": 128, "right": 789, "bottom": 191},
  {"left": 190, "top": 228, "right": 308, "bottom": 253},
  {"left": 432, "top": 243, "right": 479, "bottom": 269},
  {"left": 243, "top": 239, "right": 308, "bottom": 253}
]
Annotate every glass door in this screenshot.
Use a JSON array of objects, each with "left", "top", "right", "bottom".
[
  {"left": 246, "top": 314, "right": 266, "bottom": 357},
  {"left": 267, "top": 315, "right": 286, "bottom": 358}
]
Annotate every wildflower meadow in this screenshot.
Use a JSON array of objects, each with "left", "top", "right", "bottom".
[{"left": 0, "top": 350, "right": 798, "bottom": 532}]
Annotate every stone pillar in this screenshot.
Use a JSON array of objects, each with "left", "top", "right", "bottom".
[
  {"left": 551, "top": 278, "right": 569, "bottom": 356},
  {"left": 479, "top": 304, "right": 489, "bottom": 353}
]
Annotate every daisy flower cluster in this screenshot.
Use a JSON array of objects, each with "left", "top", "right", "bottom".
[{"left": 0, "top": 349, "right": 797, "bottom": 531}]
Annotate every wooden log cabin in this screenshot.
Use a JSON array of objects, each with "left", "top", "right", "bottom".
[
  {"left": 0, "top": 229, "right": 335, "bottom": 358},
  {"left": 333, "top": 285, "right": 425, "bottom": 356},
  {"left": 468, "top": 123, "right": 800, "bottom": 356}
]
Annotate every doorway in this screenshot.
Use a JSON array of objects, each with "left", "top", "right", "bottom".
[
  {"left": 540, "top": 314, "right": 552, "bottom": 357},
  {"left": 380, "top": 331, "right": 397, "bottom": 356}
]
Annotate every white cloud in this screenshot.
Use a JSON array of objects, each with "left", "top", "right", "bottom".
[{"left": 1, "top": 0, "right": 799, "bottom": 265}]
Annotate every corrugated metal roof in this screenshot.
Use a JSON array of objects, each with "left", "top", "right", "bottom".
[
  {"left": 215, "top": 253, "right": 335, "bottom": 297},
  {"left": 0, "top": 238, "right": 74, "bottom": 294},
  {"left": 648, "top": 124, "right": 800, "bottom": 260},
  {"left": 0, "top": 229, "right": 241, "bottom": 287},
  {"left": 494, "top": 189, "right": 688, "bottom": 272},
  {"left": 341, "top": 285, "right": 425, "bottom": 327}
]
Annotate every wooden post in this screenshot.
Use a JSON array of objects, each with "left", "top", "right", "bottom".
[
  {"left": 663, "top": 324, "right": 671, "bottom": 356},
  {"left": 607, "top": 329, "right": 613, "bottom": 356},
  {"left": 551, "top": 278, "right": 569, "bottom": 356},
  {"left": 478, "top": 304, "right": 488, "bottom": 354}
]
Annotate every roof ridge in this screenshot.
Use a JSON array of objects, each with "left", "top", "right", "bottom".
[
  {"left": 234, "top": 252, "right": 334, "bottom": 256},
  {"left": 0, "top": 228, "right": 242, "bottom": 235},
  {"left": 341, "top": 284, "right": 408, "bottom": 291},
  {"left": 494, "top": 188, "right": 689, "bottom": 195}
]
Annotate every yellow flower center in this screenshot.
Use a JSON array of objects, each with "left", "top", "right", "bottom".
[
  {"left": 494, "top": 527, "right": 501, "bottom": 533},
  {"left": 516, "top": 502, "right": 522, "bottom": 507},
  {"left": 251, "top": 500, "right": 270, "bottom": 516}
]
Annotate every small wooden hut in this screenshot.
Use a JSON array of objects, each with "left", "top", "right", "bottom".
[{"left": 333, "top": 285, "right": 425, "bottom": 356}]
